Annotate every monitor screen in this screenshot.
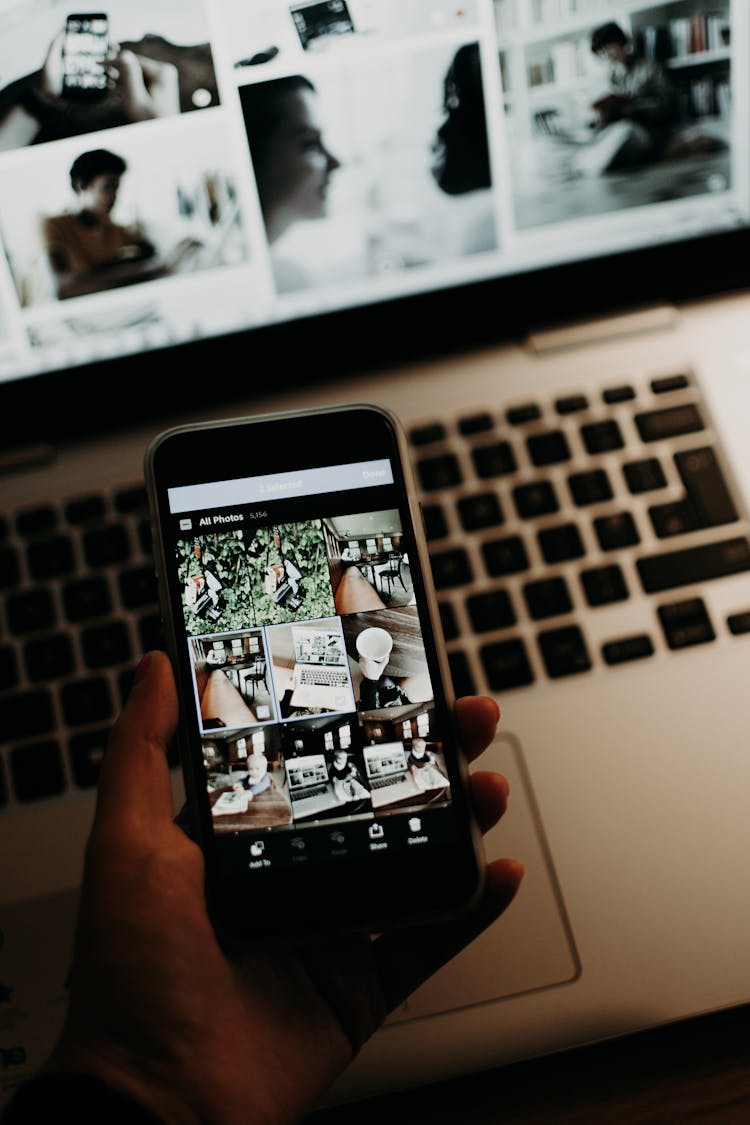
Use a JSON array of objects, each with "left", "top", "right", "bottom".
[{"left": 0, "top": 0, "right": 744, "bottom": 389}]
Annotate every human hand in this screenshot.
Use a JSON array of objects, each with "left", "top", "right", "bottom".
[
  {"left": 46, "top": 651, "right": 523, "bottom": 1125},
  {"left": 112, "top": 50, "right": 180, "bottom": 121},
  {"left": 35, "top": 30, "right": 66, "bottom": 100}
]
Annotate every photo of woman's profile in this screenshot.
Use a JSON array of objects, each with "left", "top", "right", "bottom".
[{"left": 239, "top": 75, "right": 340, "bottom": 289}]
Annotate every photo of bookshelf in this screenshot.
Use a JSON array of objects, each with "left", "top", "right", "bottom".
[{"left": 495, "top": 0, "right": 733, "bottom": 229}]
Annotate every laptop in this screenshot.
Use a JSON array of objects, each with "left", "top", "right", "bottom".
[
  {"left": 3, "top": 0, "right": 750, "bottom": 1112},
  {"left": 288, "top": 623, "right": 353, "bottom": 710}
]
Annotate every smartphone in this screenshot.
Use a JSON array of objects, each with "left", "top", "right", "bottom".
[
  {"left": 62, "top": 13, "right": 109, "bottom": 98},
  {"left": 145, "top": 404, "right": 484, "bottom": 943}
]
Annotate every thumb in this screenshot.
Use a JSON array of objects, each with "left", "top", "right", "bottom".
[
  {"left": 115, "top": 49, "right": 149, "bottom": 99},
  {"left": 92, "top": 650, "right": 179, "bottom": 843}
]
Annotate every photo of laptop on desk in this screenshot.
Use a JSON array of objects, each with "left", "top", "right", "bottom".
[{"left": 3, "top": 0, "right": 750, "bottom": 1115}]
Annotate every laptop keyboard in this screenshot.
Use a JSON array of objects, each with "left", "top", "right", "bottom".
[
  {"left": 297, "top": 666, "right": 349, "bottom": 688},
  {"left": 410, "top": 372, "right": 750, "bottom": 697},
  {"left": 3, "top": 371, "right": 750, "bottom": 809}
]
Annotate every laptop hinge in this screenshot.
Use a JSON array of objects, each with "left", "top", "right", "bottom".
[{"left": 526, "top": 303, "right": 680, "bottom": 356}]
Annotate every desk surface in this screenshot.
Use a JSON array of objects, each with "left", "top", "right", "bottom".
[{"left": 305, "top": 1002, "right": 750, "bottom": 1123}]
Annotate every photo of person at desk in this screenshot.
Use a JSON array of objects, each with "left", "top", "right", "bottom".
[
  {"left": 342, "top": 608, "right": 433, "bottom": 720},
  {"left": 190, "top": 631, "right": 276, "bottom": 733},
  {"left": 322, "top": 511, "right": 415, "bottom": 615},
  {"left": 281, "top": 713, "right": 371, "bottom": 822},
  {"left": 203, "top": 726, "right": 292, "bottom": 832},
  {"left": 267, "top": 618, "right": 355, "bottom": 720},
  {"left": 363, "top": 738, "right": 449, "bottom": 813}
]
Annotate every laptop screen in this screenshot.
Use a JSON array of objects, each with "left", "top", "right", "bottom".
[{"left": 0, "top": 0, "right": 744, "bottom": 388}]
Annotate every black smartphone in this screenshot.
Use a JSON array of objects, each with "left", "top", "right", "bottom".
[
  {"left": 62, "top": 13, "right": 109, "bottom": 98},
  {"left": 145, "top": 404, "right": 484, "bottom": 943}
]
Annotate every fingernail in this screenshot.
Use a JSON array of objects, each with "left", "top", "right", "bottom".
[{"left": 134, "top": 651, "right": 154, "bottom": 686}]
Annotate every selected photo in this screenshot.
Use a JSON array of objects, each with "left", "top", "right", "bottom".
[
  {"left": 362, "top": 737, "right": 449, "bottom": 813},
  {"left": 238, "top": 39, "right": 496, "bottom": 293},
  {"left": 341, "top": 607, "right": 433, "bottom": 719},
  {"left": 0, "top": 0, "right": 219, "bottom": 152},
  {"left": 178, "top": 522, "right": 336, "bottom": 637},
  {"left": 322, "top": 510, "right": 415, "bottom": 615},
  {"left": 204, "top": 725, "right": 292, "bottom": 833},
  {"left": 190, "top": 630, "right": 276, "bottom": 734},
  {"left": 499, "top": 2, "right": 732, "bottom": 229},
  {"left": 0, "top": 119, "right": 246, "bottom": 307},
  {"left": 267, "top": 617, "right": 355, "bottom": 720},
  {"left": 281, "top": 712, "right": 371, "bottom": 822}
]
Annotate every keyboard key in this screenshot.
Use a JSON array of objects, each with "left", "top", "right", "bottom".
[
  {"left": 421, "top": 503, "right": 448, "bottom": 541},
  {"left": 26, "top": 534, "right": 75, "bottom": 580},
  {"left": 602, "top": 385, "right": 635, "bottom": 404},
  {"left": 0, "top": 645, "right": 19, "bottom": 690},
  {"left": 623, "top": 458, "right": 667, "bottom": 494},
  {"left": 0, "top": 546, "right": 21, "bottom": 589},
  {"left": 457, "top": 493, "right": 503, "bottom": 532},
  {"left": 594, "top": 512, "right": 640, "bottom": 552},
  {"left": 63, "top": 576, "right": 112, "bottom": 622},
  {"left": 119, "top": 665, "right": 136, "bottom": 705},
  {"left": 506, "top": 403, "right": 541, "bottom": 426},
  {"left": 11, "top": 741, "right": 65, "bottom": 802},
  {"left": 430, "top": 548, "right": 473, "bottom": 590},
  {"left": 523, "top": 577, "right": 572, "bottom": 621},
  {"left": 635, "top": 404, "right": 704, "bottom": 443},
  {"left": 649, "top": 501, "right": 697, "bottom": 539},
  {"left": 448, "top": 650, "right": 475, "bottom": 698},
  {"left": 568, "top": 469, "right": 613, "bottom": 507},
  {"left": 555, "top": 394, "right": 588, "bottom": 415},
  {"left": 83, "top": 524, "right": 131, "bottom": 568},
  {"left": 417, "top": 454, "right": 462, "bottom": 492},
  {"left": 410, "top": 423, "right": 446, "bottom": 447},
  {"left": 538, "top": 626, "right": 591, "bottom": 678},
  {"left": 61, "top": 676, "right": 114, "bottom": 726},
  {"left": 538, "top": 524, "right": 585, "bottom": 564},
  {"left": 17, "top": 505, "right": 57, "bottom": 537},
  {"left": 674, "top": 447, "right": 737, "bottom": 528},
  {"left": 438, "top": 602, "right": 458, "bottom": 642},
  {"left": 24, "top": 634, "right": 75, "bottom": 682},
  {"left": 81, "top": 621, "right": 132, "bottom": 668},
  {"left": 481, "top": 638, "right": 534, "bottom": 691},
  {"left": 527, "top": 430, "right": 571, "bottom": 467},
  {"left": 118, "top": 565, "right": 158, "bottom": 610},
  {"left": 513, "top": 481, "right": 558, "bottom": 520},
  {"left": 472, "top": 441, "right": 517, "bottom": 479},
  {"left": 0, "top": 689, "right": 55, "bottom": 739},
  {"left": 581, "top": 565, "right": 629, "bottom": 607},
  {"left": 69, "top": 728, "right": 110, "bottom": 788},
  {"left": 581, "top": 420, "right": 624, "bottom": 455},
  {"left": 138, "top": 613, "right": 164, "bottom": 653},
  {"left": 466, "top": 590, "right": 516, "bottom": 633},
  {"left": 482, "top": 536, "right": 529, "bottom": 577},
  {"left": 0, "top": 515, "right": 8, "bottom": 541},
  {"left": 6, "top": 589, "right": 56, "bottom": 634},
  {"left": 114, "top": 485, "right": 148, "bottom": 513},
  {"left": 458, "top": 412, "right": 493, "bottom": 435},
  {"left": 65, "top": 495, "right": 107, "bottom": 524},
  {"left": 602, "top": 635, "right": 655, "bottom": 665},
  {"left": 652, "top": 374, "right": 690, "bottom": 394},
  {"left": 637, "top": 538, "right": 750, "bottom": 594},
  {"left": 658, "top": 598, "right": 715, "bottom": 650},
  {"left": 138, "top": 518, "right": 153, "bottom": 556},
  {"left": 728, "top": 612, "right": 750, "bottom": 636}
]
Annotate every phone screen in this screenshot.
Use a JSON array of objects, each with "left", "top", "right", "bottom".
[
  {"left": 63, "top": 13, "right": 109, "bottom": 95},
  {"left": 149, "top": 407, "right": 482, "bottom": 936}
]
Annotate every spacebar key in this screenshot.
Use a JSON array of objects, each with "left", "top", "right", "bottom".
[{"left": 637, "top": 537, "right": 750, "bottom": 594}]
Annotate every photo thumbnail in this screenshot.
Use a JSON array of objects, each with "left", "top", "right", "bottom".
[
  {"left": 0, "top": 0, "right": 219, "bottom": 153},
  {"left": 281, "top": 712, "right": 371, "bottom": 822},
  {"left": 224, "top": 0, "right": 480, "bottom": 71},
  {"left": 267, "top": 617, "right": 355, "bottom": 720},
  {"left": 341, "top": 607, "right": 433, "bottom": 719},
  {"left": 203, "top": 725, "right": 292, "bottom": 833},
  {"left": 1, "top": 120, "right": 246, "bottom": 308},
  {"left": 322, "top": 510, "right": 415, "bottom": 615},
  {"left": 498, "top": 2, "right": 732, "bottom": 229},
  {"left": 178, "top": 521, "right": 336, "bottom": 637},
  {"left": 190, "top": 630, "right": 276, "bottom": 734},
  {"left": 362, "top": 737, "right": 449, "bottom": 813},
  {"left": 238, "top": 39, "right": 496, "bottom": 293}
]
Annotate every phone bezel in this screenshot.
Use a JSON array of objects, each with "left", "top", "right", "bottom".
[{"left": 145, "top": 403, "right": 486, "bottom": 941}]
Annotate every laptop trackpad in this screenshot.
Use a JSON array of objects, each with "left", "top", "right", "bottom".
[{"left": 390, "top": 732, "right": 579, "bottom": 1021}]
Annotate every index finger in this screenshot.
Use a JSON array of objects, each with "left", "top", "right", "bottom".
[{"left": 455, "top": 695, "right": 501, "bottom": 764}]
